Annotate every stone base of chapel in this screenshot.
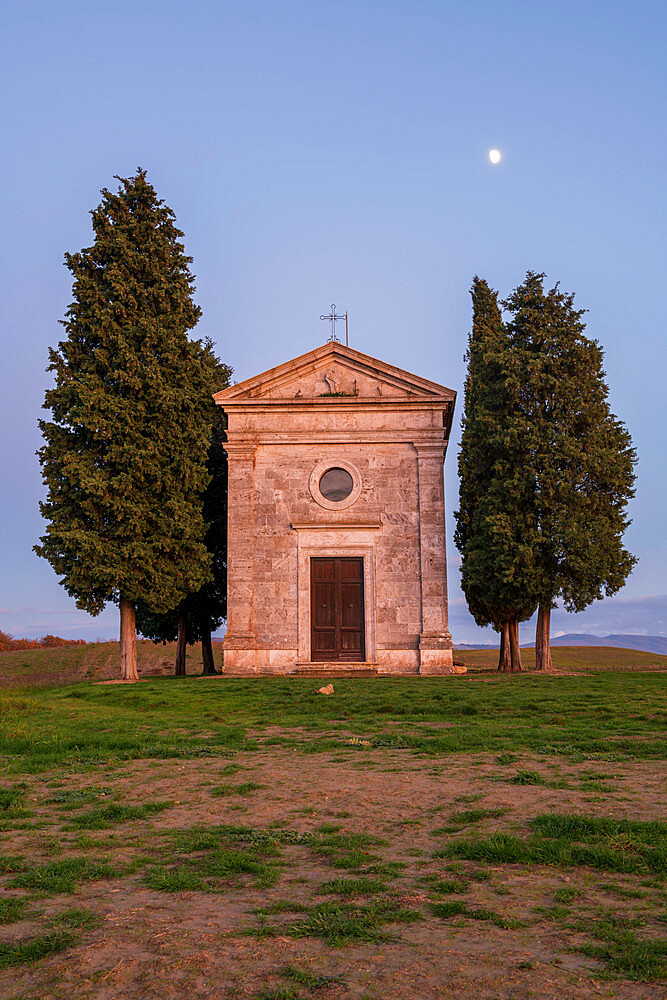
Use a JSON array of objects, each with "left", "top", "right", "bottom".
[{"left": 222, "top": 638, "right": 453, "bottom": 676}]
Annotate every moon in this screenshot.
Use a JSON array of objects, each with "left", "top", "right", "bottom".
[{"left": 489, "top": 148, "right": 502, "bottom": 164}]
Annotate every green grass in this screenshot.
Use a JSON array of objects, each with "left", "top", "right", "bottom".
[
  {"left": 553, "top": 886, "right": 581, "bottom": 903},
  {"left": 0, "top": 785, "right": 27, "bottom": 814},
  {"left": 67, "top": 801, "right": 172, "bottom": 829},
  {"left": 318, "top": 877, "right": 388, "bottom": 896},
  {"left": 1, "top": 670, "right": 665, "bottom": 774},
  {"left": 307, "top": 831, "right": 384, "bottom": 870},
  {"left": 145, "top": 824, "right": 285, "bottom": 892},
  {"left": 0, "top": 930, "right": 76, "bottom": 969},
  {"left": 577, "top": 913, "right": 667, "bottom": 981},
  {"left": 438, "top": 812, "right": 667, "bottom": 875},
  {"left": 508, "top": 770, "right": 546, "bottom": 786},
  {"left": 49, "top": 907, "right": 101, "bottom": 930},
  {"left": 48, "top": 786, "right": 114, "bottom": 807},
  {"left": 0, "top": 855, "right": 25, "bottom": 874},
  {"left": 0, "top": 906, "right": 101, "bottom": 969},
  {"left": 282, "top": 899, "right": 422, "bottom": 945},
  {"left": 529, "top": 813, "right": 666, "bottom": 845},
  {"left": 430, "top": 900, "right": 524, "bottom": 929},
  {"left": 0, "top": 897, "right": 28, "bottom": 924},
  {"left": 429, "top": 878, "right": 470, "bottom": 895},
  {"left": 144, "top": 865, "right": 206, "bottom": 892},
  {"left": 8, "top": 857, "right": 120, "bottom": 894}
]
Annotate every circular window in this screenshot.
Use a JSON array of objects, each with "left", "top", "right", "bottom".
[
  {"left": 319, "top": 467, "right": 353, "bottom": 502},
  {"left": 309, "top": 460, "right": 362, "bottom": 511}
]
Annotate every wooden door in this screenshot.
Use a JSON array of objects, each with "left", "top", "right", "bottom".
[{"left": 311, "top": 558, "right": 365, "bottom": 661}]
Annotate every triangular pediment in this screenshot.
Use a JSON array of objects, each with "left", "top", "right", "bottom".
[{"left": 214, "top": 342, "right": 455, "bottom": 403}]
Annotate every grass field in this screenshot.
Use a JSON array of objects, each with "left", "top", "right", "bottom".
[
  {"left": 0, "top": 640, "right": 219, "bottom": 687},
  {"left": 2, "top": 640, "right": 665, "bottom": 688},
  {"left": 459, "top": 645, "right": 667, "bottom": 672},
  {"left": 0, "top": 659, "right": 665, "bottom": 998}
]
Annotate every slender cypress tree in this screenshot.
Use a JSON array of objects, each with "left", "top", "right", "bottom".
[
  {"left": 454, "top": 278, "right": 538, "bottom": 670},
  {"left": 504, "top": 273, "right": 637, "bottom": 669},
  {"left": 136, "top": 343, "right": 232, "bottom": 675},
  {"left": 35, "top": 169, "right": 215, "bottom": 681}
]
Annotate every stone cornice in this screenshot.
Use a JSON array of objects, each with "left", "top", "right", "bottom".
[
  {"left": 214, "top": 341, "right": 456, "bottom": 403},
  {"left": 224, "top": 431, "right": 450, "bottom": 447},
  {"left": 218, "top": 396, "right": 454, "bottom": 409},
  {"left": 290, "top": 522, "right": 382, "bottom": 531}
]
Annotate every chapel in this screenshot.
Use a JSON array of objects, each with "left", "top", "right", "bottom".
[{"left": 214, "top": 341, "right": 456, "bottom": 675}]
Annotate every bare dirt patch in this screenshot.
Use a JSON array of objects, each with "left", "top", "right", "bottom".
[{"left": 1, "top": 745, "right": 665, "bottom": 999}]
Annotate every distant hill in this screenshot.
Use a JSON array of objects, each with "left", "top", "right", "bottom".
[
  {"left": 456, "top": 634, "right": 667, "bottom": 656},
  {"left": 546, "top": 634, "right": 667, "bottom": 655}
]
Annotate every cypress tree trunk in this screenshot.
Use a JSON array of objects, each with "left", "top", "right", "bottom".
[
  {"left": 509, "top": 617, "right": 523, "bottom": 672},
  {"left": 201, "top": 631, "right": 217, "bottom": 675},
  {"left": 119, "top": 597, "right": 138, "bottom": 682},
  {"left": 535, "top": 602, "right": 553, "bottom": 671},
  {"left": 175, "top": 610, "right": 187, "bottom": 676},
  {"left": 497, "top": 621, "right": 512, "bottom": 671}
]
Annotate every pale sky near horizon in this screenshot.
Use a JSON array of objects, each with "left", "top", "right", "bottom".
[{"left": 1, "top": 0, "right": 665, "bottom": 644}]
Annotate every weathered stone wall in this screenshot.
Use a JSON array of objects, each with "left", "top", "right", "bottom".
[{"left": 217, "top": 343, "right": 455, "bottom": 675}]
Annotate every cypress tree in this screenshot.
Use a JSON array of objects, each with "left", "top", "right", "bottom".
[
  {"left": 136, "top": 343, "right": 232, "bottom": 675},
  {"left": 454, "top": 278, "right": 538, "bottom": 670},
  {"left": 504, "top": 273, "right": 637, "bottom": 670},
  {"left": 35, "top": 169, "right": 215, "bottom": 681}
]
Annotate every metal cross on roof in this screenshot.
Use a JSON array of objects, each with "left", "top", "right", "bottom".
[{"left": 320, "top": 303, "right": 348, "bottom": 345}]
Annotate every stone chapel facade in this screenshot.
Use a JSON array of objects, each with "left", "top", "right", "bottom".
[{"left": 214, "top": 342, "right": 456, "bottom": 675}]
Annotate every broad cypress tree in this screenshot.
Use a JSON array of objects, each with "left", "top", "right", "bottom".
[
  {"left": 454, "top": 278, "right": 538, "bottom": 670},
  {"left": 504, "top": 273, "right": 637, "bottom": 669},
  {"left": 35, "top": 169, "right": 215, "bottom": 681},
  {"left": 136, "top": 343, "right": 232, "bottom": 676}
]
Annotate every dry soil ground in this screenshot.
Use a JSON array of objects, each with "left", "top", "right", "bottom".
[{"left": 0, "top": 668, "right": 665, "bottom": 1000}]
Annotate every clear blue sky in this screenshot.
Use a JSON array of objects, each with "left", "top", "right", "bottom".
[{"left": 1, "top": 0, "right": 665, "bottom": 643}]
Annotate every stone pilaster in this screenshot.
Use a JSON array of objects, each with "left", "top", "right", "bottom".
[
  {"left": 222, "top": 442, "right": 257, "bottom": 670},
  {"left": 415, "top": 443, "right": 453, "bottom": 674}
]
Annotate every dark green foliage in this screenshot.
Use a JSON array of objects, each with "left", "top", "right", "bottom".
[
  {"left": 35, "top": 169, "right": 216, "bottom": 621},
  {"left": 503, "top": 273, "right": 637, "bottom": 617},
  {"left": 455, "top": 273, "right": 636, "bottom": 665},
  {"left": 136, "top": 352, "right": 232, "bottom": 661},
  {"left": 454, "top": 278, "right": 538, "bottom": 641}
]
